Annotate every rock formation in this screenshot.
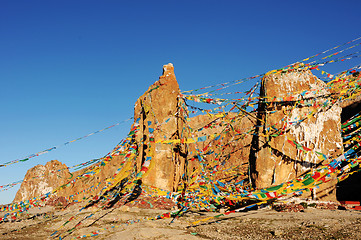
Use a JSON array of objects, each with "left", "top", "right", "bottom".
[
  {"left": 14, "top": 64, "right": 358, "bottom": 204},
  {"left": 185, "top": 112, "right": 254, "bottom": 187},
  {"left": 13, "top": 160, "right": 72, "bottom": 202},
  {"left": 250, "top": 69, "right": 343, "bottom": 201},
  {"left": 132, "top": 63, "right": 187, "bottom": 192}
]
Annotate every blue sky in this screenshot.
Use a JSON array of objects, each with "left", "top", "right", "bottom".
[{"left": 0, "top": 0, "right": 360, "bottom": 204}]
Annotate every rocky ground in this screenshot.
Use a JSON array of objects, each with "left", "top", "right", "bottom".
[{"left": 1, "top": 202, "right": 361, "bottom": 240}]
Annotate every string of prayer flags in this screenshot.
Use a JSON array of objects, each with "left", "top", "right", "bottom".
[{"left": 0, "top": 117, "right": 133, "bottom": 168}]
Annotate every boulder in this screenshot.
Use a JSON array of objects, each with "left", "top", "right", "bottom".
[{"left": 251, "top": 69, "right": 343, "bottom": 201}]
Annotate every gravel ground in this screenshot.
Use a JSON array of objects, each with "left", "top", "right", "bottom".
[{"left": 1, "top": 204, "right": 361, "bottom": 239}]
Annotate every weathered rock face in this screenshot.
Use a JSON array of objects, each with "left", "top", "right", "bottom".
[
  {"left": 186, "top": 113, "right": 255, "bottom": 186},
  {"left": 14, "top": 64, "right": 349, "bottom": 204},
  {"left": 56, "top": 154, "right": 125, "bottom": 202},
  {"left": 14, "top": 63, "right": 254, "bottom": 202},
  {"left": 132, "top": 63, "right": 187, "bottom": 192},
  {"left": 251, "top": 69, "right": 343, "bottom": 201},
  {"left": 13, "top": 160, "right": 72, "bottom": 202}
]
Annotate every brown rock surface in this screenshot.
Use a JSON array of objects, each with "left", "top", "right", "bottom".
[
  {"left": 13, "top": 160, "right": 72, "bottom": 202},
  {"left": 57, "top": 154, "right": 125, "bottom": 202},
  {"left": 132, "top": 63, "right": 187, "bottom": 192},
  {"left": 251, "top": 69, "right": 343, "bottom": 200},
  {"left": 14, "top": 64, "right": 350, "bottom": 205},
  {"left": 185, "top": 112, "right": 255, "bottom": 185}
]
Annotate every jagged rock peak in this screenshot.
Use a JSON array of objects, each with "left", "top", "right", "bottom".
[
  {"left": 163, "top": 63, "right": 174, "bottom": 74},
  {"left": 13, "top": 160, "right": 71, "bottom": 202}
]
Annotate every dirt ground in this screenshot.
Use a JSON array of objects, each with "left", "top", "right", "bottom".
[{"left": 1, "top": 204, "right": 361, "bottom": 240}]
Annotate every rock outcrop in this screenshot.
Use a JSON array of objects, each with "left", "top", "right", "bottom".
[
  {"left": 132, "top": 63, "right": 187, "bottom": 192},
  {"left": 14, "top": 64, "right": 354, "bottom": 203},
  {"left": 185, "top": 112, "right": 255, "bottom": 186},
  {"left": 13, "top": 160, "right": 72, "bottom": 202},
  {"left": 250, "top": 69, "right": 343, "bottom": 201}
]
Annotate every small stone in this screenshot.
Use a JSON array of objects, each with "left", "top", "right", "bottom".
[
  {"left": 219, "top": 208, "right": 227, "bottom": 214},
  {"left": 271, "top": 230, "right": 283, "bottom": 236},
  {"left": 118, "top": 205, "right": 130, "bottom": 212}
]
